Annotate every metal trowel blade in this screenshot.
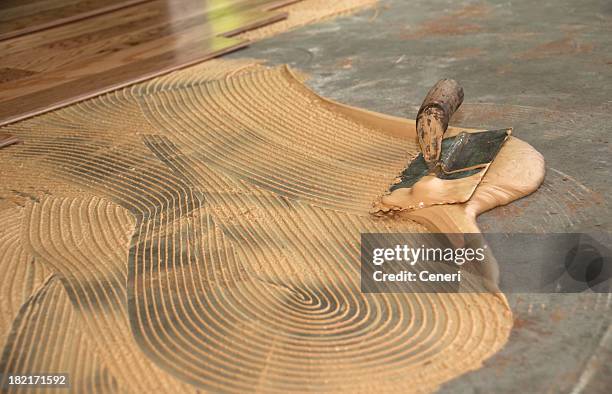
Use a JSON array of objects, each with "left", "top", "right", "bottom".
[{"left": 389, "top": 128, "right": 511, "bottom": 192}]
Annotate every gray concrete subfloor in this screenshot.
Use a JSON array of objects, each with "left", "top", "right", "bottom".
[{"left": 228, "top": 1, "right": 612, "bottom": 392}]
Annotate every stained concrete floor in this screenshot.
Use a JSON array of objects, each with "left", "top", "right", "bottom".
[{"left": 228, "top": 0, "right": 612, "bottom": 392}]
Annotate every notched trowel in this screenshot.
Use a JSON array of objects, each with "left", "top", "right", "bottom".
[{"left": 379, "top": 79, "right": 511, "bottom": 211}]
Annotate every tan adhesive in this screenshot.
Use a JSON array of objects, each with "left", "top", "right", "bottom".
[
  {"left": 0, "top": 60, "right": 540, "bottom": 393},
  {"left": 381, "top": 172, "right": 483, "bottom": 210}
]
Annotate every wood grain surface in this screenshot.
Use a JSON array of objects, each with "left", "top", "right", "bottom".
[
  {"left": 0, "top": 0, "right": 300, "bottom": 126},
  {"left": 0, "top": 0, "right": 153, "bottom": 41}
]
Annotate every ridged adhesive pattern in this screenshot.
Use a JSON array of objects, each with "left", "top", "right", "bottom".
[{"left": 0, "top": 61, "right": 512, "bottom": 393}]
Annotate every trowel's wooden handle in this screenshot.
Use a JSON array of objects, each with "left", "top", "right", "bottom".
[{"left": 416, "top": 79, "right": 464, "bottom": 166}]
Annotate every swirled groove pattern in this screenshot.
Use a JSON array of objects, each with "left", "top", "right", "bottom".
[
  {"left": 0, "top": 209, "right": 51, "bottom": 350},
  {"left": 0, "top": 61, "right": 512, "bottom": 393},
  {"left": 20, "top": 196, "right": 195, "bottom": 393},
  {"left": 0, "top": 276, "right": 118, "bottom": 393}
]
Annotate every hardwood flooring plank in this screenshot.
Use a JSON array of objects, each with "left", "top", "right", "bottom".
[
  {"left": 1, "top": 0, "right": 284, "bottom": 71},
  {"left": 0, "top": 9, "right": 286, "bottom": 100},
  {"left": 0, "top": 0, "right": 288, "bottom": 59},
  {"left": 0, "top": 0, "right": 153, "bottom": 41},
  {"left": 1, "top": 0, "right": 82, "bottom": 21},
  {"left": 0, "top": 36, "right": 248, "bottom": 126},
  {"left": 0, "top": 0, "right": 296, "bottom": 126}
]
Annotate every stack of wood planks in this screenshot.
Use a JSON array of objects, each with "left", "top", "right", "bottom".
[{"left": 0, "top": 0, "right": 301, "bottom": 126}]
